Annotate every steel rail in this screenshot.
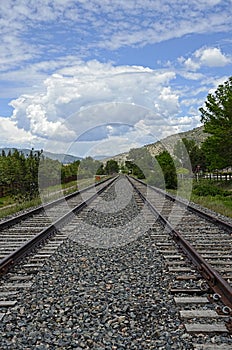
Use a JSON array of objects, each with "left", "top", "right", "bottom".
[
  {"left": 0, "top": 176, "right": 118, "bottom": 276},
  {"left": 132, "top": 176, "right": 232, "bottom": 233},
  {"left": 128, "top": 176, "right": 232, "bottom": 310},
  {"left": 0, "top": 176, "right": 113, "bottom": 231}
]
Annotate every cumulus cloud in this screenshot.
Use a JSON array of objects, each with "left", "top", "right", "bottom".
[
  {"left": 2, "top": 59, "right": 197, "bottom": 156},
  {"left": 0, "top": 1, "right": 231, "bottom": 156},
  {"left": 8, "top": 61, "right": 180, "bottom": 150},
  {"left": 196, "top": 47, "right": 231, "bottom": 67},
  {"left": 0, "top": 117, "right": 36, "bottom": 148},
  {"left": 182, "top": 47, "right": 231, "bottom": 71}
]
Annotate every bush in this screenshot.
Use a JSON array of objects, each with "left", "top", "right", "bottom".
[{"left": 193, "top": 182, "right": 229, "bottom": 196}]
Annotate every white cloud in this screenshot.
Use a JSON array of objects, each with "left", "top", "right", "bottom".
[
  {"left": 155, "top": 87, "right": 180, "bottom": 117},
  {"left": 196, "top": 47, "right": 231, "bottom": 67},
  {"left": 0, "top": 0, "right": 232, "bottom": 73},
  {"left": 3, "top": 60, "right": 185, "bottom": 155},
  {"left": 183, "top": 58, "right": 200, "bottom": 71},
  {"left": 178, "top": 71, "right": 204, "bottom": 81},
  {"left": 182, "top": 47, "right": 231, "bottom": 71},
  {"left": 0, "top": 117, "right": 36, "bottom": 148}
]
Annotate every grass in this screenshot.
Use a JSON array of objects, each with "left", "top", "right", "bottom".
[
  {"left": 0, "top": 195, "right": 15, "bottom": 207},
  {"left": 171, "top": 178, "right": 232, "bottom": 219},
  {"left": 190, "top": 193, "right": 232, "bottom": 218},
  {"left": 0, "top": 197, "right": 42, "bottom": 219},
  {"left": 0, "top": 178, "right": 98, "bottom": 220},
  {"left": 2, "top": 176, "right": 231, "bottom": 220}
]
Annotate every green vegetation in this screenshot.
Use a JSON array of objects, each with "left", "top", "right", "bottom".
[
  {"left": 0, "top": 149, "right": 81, "bottom": 200},
  {"left": 0, "top": 149, "right": 114, "bottom": 217},
  {"left": 191, "top": 180, "right": 232, "bottom": 218},
  {"left": 97, "top": 159, "right": 119, "bottom": 175},
  {"left": 192, "top": 180, "right": 230, "bottom": 197},
  {"left": 125, "top": 147, "right": 177, "bottom": 189},
  {"left": 104, "top": 159, "right": 119, "bottom": 175},
  {"left": 155, "top": 151, "right": 177, "bottom": 189},
  {"left": 0, "top": 177, "right": 99, "bottom": 219},
  {"left": 168, "top": 179, "right": 232, "bottom": 218},
  {"left": 77, "top": 157, "right": 101, "bottom": 179},
  {"left": 0, "top": 149, "right": 42, "bottom": 201},
  {"left": 0, "top": 197, "right": 42, "bottom": 219},
  {"left": 165, "top": 76, "right": 232, "bottom": 217},
  {"left": 199, "top": 76, "right": 232, "bottom": 170},
  {"left": 173, "top": 138, "right": 206, "bottom": 172},
  {"left": 0, "top": 151, "right": 97, "bottom": 212},
  {"left": 191, "top": 195, "right": 232, "bottom": 218}
]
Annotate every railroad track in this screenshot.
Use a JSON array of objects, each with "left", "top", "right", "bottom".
[
  {"left": 0, "top": 174, "right": 231, "bottom": 349},
  {"left": 0, "top": 176, "right": 117, "bottom": 274},
  {"left": 128, "top": 176, "right": 232, "bottom": 343}
]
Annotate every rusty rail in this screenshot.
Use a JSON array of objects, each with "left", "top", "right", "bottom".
[
  {"left": 0, "top": 176, "right": 118, "bottom": 276},
  {"left": 128, "top": 176, "right": 232, "bottom": 309}
]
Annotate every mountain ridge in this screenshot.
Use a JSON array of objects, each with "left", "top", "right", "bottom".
[
  {"left": 102, "top": 125, "right": 208, "bottom": 163},
  {"left": 0, "top": 126, "right": 208, "bottom": 164}
]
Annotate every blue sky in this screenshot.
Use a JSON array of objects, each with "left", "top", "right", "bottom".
[{"left": 0, "top": 0, "right": 232, "bottom": 158}]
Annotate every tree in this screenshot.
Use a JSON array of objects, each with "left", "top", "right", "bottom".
[
  {"left": 199, "top": 76, "right": 232, "bottom": 169},
  {"left": 104, "top": 160, "right": 119, "bottom": 175},
  {"left": 127, "top": 147, "right": 155, "bottom": 178},
  {"left": 174, "top": 138, "right": 206, "bottom": 172},
  {"left": 0, "top": 148, "right": 43, "bottom": 200},
  {"left": 125, "top": 160, "right": 145, "bottom": 179},
  {"left": 61, "top": 160, "right": 80, "bottom": 182},
  {"left": 77, "top": 157, "right": 101, "bottom": 179},
  {"left": 156, "top": 151, "right": 177, "bottom": 189},
  {"left": 39, "top": 157, "right": 61, "bottom": 188},
  {"left": 96, "top": 164, "right": 105, "bottom": 175}
]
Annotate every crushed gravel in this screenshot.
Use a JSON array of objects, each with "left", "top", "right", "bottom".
[{"left": 0, "top": 178, "right": 231, "bottom": 349}]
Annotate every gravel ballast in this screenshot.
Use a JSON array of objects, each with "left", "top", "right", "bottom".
[
  {"left": 0, "top": 235, "right": 194, "bottom": 349},
  {"left": 0, "top": 178, "right": 231, "bottom": 349}
]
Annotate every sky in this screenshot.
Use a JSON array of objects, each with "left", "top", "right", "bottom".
[{"left": 0, "top": 0, "right": 232, "bottom": 158}]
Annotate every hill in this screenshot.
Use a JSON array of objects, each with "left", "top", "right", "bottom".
[
  {"left": 145, "top": 125, "right": 208, "bottom": 157},
  {"left": 103, "top": 125, "right": 209, "bottom": 164}
]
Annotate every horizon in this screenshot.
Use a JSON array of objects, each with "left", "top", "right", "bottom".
[
  {"left": 0, "top": 1, "right": 231, "bottom": 157},
  {"left": 0, "top": 124, "right": 203, "bottom": 160}
]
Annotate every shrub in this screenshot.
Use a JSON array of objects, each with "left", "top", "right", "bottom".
[{"left": 193, "top": 182, "right": 229, "bottom": 196}]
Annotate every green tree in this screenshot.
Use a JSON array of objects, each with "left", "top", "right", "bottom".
[
  {"left": 156, "top": 151, "right": 177, "bottom": 189},
  {"left": 0, "top": 149, "right": 43, "bottom": 200},
  {"left": 127, "top": 147, "right": 154, "bottom": 178},
  {"left": 77, "top": 157, "right": 101, "bottom": 179},
  {"left": 125, "top": 160, "right": 145, "bottom": 179},
  {"left": 174, "top": 138, "right": 206, "bottom": 172},
  {"left": 39, "top": 157, "right": 61, "bottom": 188},
  {"left": 96, "top": 164, "right": 105, "bottom": 175},
  {"left": 104, "top": 160, "right": 119, "bottom": 175},
  {"left": 199, "top": 76, "right": 232, "bottom": 169},
  {"left": 61, "top": 160, "right": 80, "bottom": 182}
]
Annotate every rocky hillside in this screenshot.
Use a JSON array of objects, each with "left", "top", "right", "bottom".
[
  {"left": 104, "top": 125, "right": 209, "bottom": 164},
  {"left": 145, "top": 125, "right": 209, "bottom": 157}
]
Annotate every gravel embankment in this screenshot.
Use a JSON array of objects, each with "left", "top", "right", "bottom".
[
  {"left": 0, "top": 235, "right": 195, "bottom": 349},
  {"left": 0, "top": 179, "right": 231, "bottom": 349}
]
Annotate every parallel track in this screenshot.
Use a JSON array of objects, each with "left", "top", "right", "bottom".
[
  {"left": 127, "top": 175, "right": 232, "bottom": 310},
  {"left": 0, "top": 176, "right": 117, "bottom": 275},
  {"left": 0, "top": 174, "right": 231, "bottom": 347}
]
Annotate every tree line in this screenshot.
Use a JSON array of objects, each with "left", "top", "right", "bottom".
[
  {"left": 1, "top": 76, "right": 231, "bottom": 199},
  {"left": 0, "top": 151, "right": 119, "bottom": 200}
]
